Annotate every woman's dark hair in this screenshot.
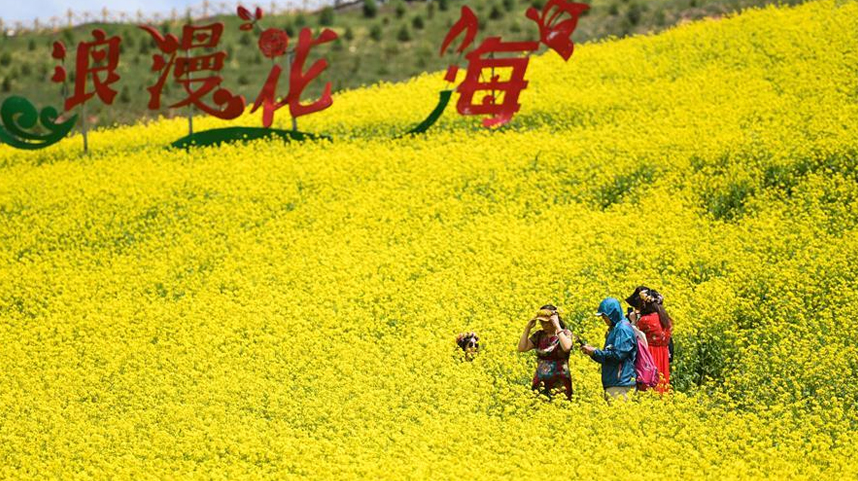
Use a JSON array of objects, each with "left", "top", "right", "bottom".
[
  {"left": 640, "top": 297, "right": 673, "bottom": 331},
  {"left": 540, "top": 304, "right": 567, "bottom": 329},
  {"left": 627, "top": 286, "right": 673, "bottom": 331}
]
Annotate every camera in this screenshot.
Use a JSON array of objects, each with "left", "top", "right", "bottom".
[{"left": 626, "top": 307, "right": 639, "bottom": 323}]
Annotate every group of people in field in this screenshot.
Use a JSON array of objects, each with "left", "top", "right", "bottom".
[{"left": 517, "top": 286, "right": 673, "bottom": 402}]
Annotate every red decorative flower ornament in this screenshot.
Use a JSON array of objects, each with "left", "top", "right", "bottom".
[
  {"left": 237, "top": 6, "right": 252, "bottom": 21},
  {"left": 258, "top": 28, "right": 289, "bottom": 59},
  {"left": 51, "top": 41, "right": 66, "bottom": 60},
  {"left": 237, "top": 4, "right": 264, "bottom": 31}
]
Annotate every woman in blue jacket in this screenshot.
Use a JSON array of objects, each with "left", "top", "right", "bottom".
[{"left": 580, "top": 297, "right": 637, "bottom": 402}]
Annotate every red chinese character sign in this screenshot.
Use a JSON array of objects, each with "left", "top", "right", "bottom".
[
  {"left": 39, "top": 28, "right": 122, "bottom": 151},
  {"left": 404, "top": 2, "right": 588, "bottom": 134},
  {"left": 440, "top": 9, "right": 538, "bottom": 128},
  {"left": 0, "top": 2, "right": 588, "bottom": 151},
  {"left": 237, "top": 5, "right": 337, "bottom": 130},
  {"left": 168, "top": 5, "right": 337, "bottom": 148},
  {"left": 251, "top": 27, "right": 338, "bottom": 127},
  {"left": 60, "top": 29, "right": 122, "bottom": 111},
  {"left": 139, "top": 23, "right": 245, "bottom": 120}
]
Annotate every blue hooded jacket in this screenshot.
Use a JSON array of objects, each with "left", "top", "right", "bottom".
[{"left": 591, "top": 298, "right": 637, "bottom": 388}]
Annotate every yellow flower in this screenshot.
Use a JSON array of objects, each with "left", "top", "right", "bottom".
[{"left": 0, "top": 0, "right": 856, "bottom": 478}]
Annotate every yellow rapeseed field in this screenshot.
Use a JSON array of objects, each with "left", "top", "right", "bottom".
[{"left": 1, "top": 0, "right": 857, "bottom": 478}]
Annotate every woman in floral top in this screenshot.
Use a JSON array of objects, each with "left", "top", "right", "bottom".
[{"left": 517, "top": 305, "right": 576, "bottom": 400}]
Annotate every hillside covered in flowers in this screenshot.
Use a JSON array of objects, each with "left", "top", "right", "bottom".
[{"left": 0, "top": 0, "right": 856, "bottom": 478}]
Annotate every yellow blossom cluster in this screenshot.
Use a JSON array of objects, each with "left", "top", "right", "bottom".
[{"left": 0, "top": 0, "right": 857, "bottom": 478}]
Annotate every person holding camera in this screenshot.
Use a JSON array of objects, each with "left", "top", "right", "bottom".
[
  {"left": 580, "top": 297, "right": 637, "bottom": 402},
  {"left": 517, "top": 304, "right": 575, "bottom": 400},
  {"left": 626, "top": 286, "right": 673, "bottom": 393}
]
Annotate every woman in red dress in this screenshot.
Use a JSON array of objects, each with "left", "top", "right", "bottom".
[{"left": 627, "top": 287, "right": 673, "bottom": 393}]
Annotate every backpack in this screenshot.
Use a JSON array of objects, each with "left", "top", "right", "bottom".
[{"left": 631, "top": 326, "right": 659, "bottom": 389}]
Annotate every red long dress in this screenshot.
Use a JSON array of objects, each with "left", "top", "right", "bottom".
[{"left": 637, "top": 313, "right": 671, "bottom": 393}]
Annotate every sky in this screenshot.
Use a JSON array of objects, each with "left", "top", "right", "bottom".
[{"left": 1, "top": 1, "right": 330, "bottom": 26}]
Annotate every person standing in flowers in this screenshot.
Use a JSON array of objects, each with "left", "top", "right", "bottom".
[
  {"left": 517, "top": 305, "right": 575, "bottom": 400},
  {"left": 626, "top": 287, "right": 673, "bottom": 393},
  {"left": 580, "top": 298, "right": 637, "bottom": 402}
]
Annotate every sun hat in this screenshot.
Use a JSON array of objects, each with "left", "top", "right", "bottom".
[{"left": 625, "top": 286, "right": 664, "bottom": 308}]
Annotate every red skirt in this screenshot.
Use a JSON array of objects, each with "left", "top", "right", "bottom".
[{"left": 648, "top": 344, "right": 670, "bottom": 393}]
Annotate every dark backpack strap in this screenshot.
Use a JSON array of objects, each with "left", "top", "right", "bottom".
[{"left": 668, "top": 337, "right": 674, "bottom": 363}]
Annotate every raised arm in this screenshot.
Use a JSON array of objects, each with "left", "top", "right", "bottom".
[
  {"left": 518, "top": 318, "right": 537, "bottom": 352},
  {"left": 552, "top": 315, "right": 573, "bottom": 352},
  {"left": 556, "top": 330, "right": 574, "bottom": 352}
]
